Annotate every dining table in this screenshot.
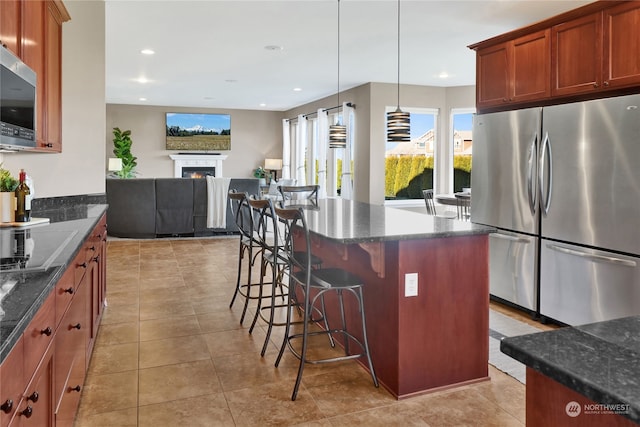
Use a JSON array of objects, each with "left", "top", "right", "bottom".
[{"left": 435, "top": 192, "right": 471, "bottom": 206}]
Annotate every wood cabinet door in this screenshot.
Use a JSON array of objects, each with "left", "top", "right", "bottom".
[
  {"left": 476, "top": 42, "right": 510, "bottom": 108},
  {"left": 19, "top": 350, "right": 53, "bottom": 427},
  {"left": 43, "top": 1, "right": 63, "bottom": 152},
  {"left": 552, "top": 12, "right": 603, "bottom": 96},
  {"left": 0, "top": 338, "right": 24, "bottom": 426},
  {"left": 20, "top": 0, "right": 46, "bottom": 149},
  {"left": 511, "top": 29, "right": 550, "bottom": 103},
  {"left": 603, "top": 1, "right": 640, "bottom": 89},
  {"left": 0, "top": 0, "right": 21, "bottom": 55}
]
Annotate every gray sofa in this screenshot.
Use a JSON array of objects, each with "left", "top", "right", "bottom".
[{"left": 106, "top": 178, "right": 260, "bottom": 238}]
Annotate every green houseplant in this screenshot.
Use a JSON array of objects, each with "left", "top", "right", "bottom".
[
  {"left": 0, "top": 164, "right": 18, "bottom": 222},
  {"left": 112, "top": 127, "right": 138, "bottom": 178}
]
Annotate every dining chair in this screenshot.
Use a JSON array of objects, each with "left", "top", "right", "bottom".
[
  {"left": 456, "top": 194, "right": 471, "bottom": 221},
  {"left": 422, "top": 189, "right": 457, "bottom": 219},
  {"left": 228, "top": 190, "right": 263, "bottom": 324},
  {"left": 273, "top": 205, "right": 378, "bottom": 401},
  {"left": 278, "top": 184, "right": 319, "bottom": 208}
]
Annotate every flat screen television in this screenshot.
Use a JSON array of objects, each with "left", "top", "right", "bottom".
[{"left": 166, "top": 112, "right": 231, "bottom": 151}]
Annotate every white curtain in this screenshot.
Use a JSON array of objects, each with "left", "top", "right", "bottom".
[
  {"left": 316, "top": 109, "right": 328, "bottom": 198},
  {"left": 281, "top": 119, "right": 291, "bottom": 179},
  {"left": 295, "top": 114, "right": 307, "bottom": 185},
  {"left": 341, "top": 102, "right": 355, "bottom": 199}
]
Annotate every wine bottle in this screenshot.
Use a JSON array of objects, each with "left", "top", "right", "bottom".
[{"left": 15, "top": 169, "right": 31, "bottom": 222}]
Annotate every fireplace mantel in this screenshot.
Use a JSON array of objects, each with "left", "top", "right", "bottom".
[{"left": 169, "top": 154, "right": 228, "bottom": 178}]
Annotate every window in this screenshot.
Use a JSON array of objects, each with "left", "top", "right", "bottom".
[
  {"left": 384, "top": 108, "right": 439, "bottom": 201},
  {"left": 450, "top": 109, "right": 474, "bottom": 193}
]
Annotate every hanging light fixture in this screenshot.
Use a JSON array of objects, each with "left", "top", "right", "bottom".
[
  {"left": 329, "top": 0, "right": 347, "bottom": 148},
  {"left": 387, "top": 0, "right": 410, "bottom": 143}
]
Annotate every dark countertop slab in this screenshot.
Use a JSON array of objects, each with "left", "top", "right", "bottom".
[
  {"left": 296, "top": 198, "right": 494, "bottom": 244},
  {"left": 501, "top": 316, "right": 640, "bottom": 423},
  {"left": 0, "top": 204, "right": 107, "bottom": 362}
]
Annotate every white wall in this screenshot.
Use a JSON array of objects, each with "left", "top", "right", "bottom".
[
  {"left": 1, "top": 1, "right": 106, "bottom": 198},
  {"left": 106, "top": 105, "right": 283, "bottom": 179}
]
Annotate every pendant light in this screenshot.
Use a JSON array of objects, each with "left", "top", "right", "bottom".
[
  {"left": 329, "top": 0, "right": 347, "bottom": 148},
  {"left": 387, "top": 0, "right": 410, "bottom": 143}
]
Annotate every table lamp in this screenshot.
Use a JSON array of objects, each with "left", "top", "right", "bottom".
[{"left": 264, "top": 158, "right": 283, "bottom": 182}]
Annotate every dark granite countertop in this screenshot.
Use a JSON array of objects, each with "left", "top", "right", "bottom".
[
  {"left": 0, "top": 204, "right": 108, "bottom": 362},
  {"left": 297, "top": 198, "right": 494, "bottom": 244},
  {"left": 501, "top": 316, "right": 640, "bottom": 423}
]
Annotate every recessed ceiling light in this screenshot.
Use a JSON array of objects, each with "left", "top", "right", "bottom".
[
  {"left": 264, "top": 45, "right": 283, "bottom": 51},
  {"left": 259, "top": 103, "right": 267, "bottom": 107},
  {"left": 204, "top": 96, "right": 214, "bottom": 100},
  {"left": 135, "top": 77, "right": 150, "bottom": 84},
  {"left": 139, "top": 97, "right": 147, "bottom": 101},
  {"left": 438, "top": 72, "right": 450, "bottom": 79},
  {"left": 141, "top": 49, "right": 155, "bottom": 55},
  {"left": 293, "top": 87, "right": 302, "bottom": 92},
  {"left": 225, "top": 79, "right": 237, "bottom": 83}
]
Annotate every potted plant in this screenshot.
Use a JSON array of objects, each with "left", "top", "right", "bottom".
[
  {"left": 0, "top": 164, "right": 18, "bottom": 222},
  {"left": 112, "top": 127, "right": 138, "bottom": 178},
  {"left": 253, "top": 166, "right": 268, "bottom": 185}
]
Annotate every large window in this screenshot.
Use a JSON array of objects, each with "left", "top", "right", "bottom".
[
  {"left": 450, "top": 109, "right": 474, "bottom": 193},
  {"left": 385, "top": 108, "right": 438, "bottom": 200}
]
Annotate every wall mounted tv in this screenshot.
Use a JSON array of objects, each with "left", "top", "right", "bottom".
[{"left": 166, "top": 112, "right": 231, "bottom": 151}]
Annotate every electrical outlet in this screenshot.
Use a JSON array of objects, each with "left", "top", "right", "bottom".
[{"left": 405, "top": 273, "right": 418, "bottom": 297}]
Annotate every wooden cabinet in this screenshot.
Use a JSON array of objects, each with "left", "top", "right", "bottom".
[
  {"left": 0, "top": 213, "right": 107, "bottom": 427},
  {"left": 551, "top": 12, "right": 602, "bottom": 97},
  {"left": 602, "top": 1, "right": 640, "bottom": 89},
  {"left": 477, "top": 30, "right": 550, "bottom": 109},
  {"left": 0, "top": 0, "right": 21, "bottom": 55},
  {"left": 472, "top": 1, "right": 640, "bottom": 111}
]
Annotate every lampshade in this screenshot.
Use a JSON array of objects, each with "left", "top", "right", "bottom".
[
  {"left": 329, "top": 124, "right": 347, "bottom": 148},
  {"left": 387, "top": 0, "right": 411, "bottom": 143},
  {"left": 387, "top": 108, "right": 410, "bottom": 142},
  {"left": 108, "top": 158, "right": 123, "bottom": 172},
  {"left": 264, "top": 158, "right": 282, "bottom": 170}
]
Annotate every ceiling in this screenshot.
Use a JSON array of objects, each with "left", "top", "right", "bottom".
[{"left": 105, "top": 0, "right": 591, "bottom": 111}]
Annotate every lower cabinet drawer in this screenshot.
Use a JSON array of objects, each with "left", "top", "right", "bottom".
[
  {"left": 54, "top": 354, "right": 84, "bottom": 427},
  {"left": 23, "top": 292, "right": 55, "bottom": 381}
]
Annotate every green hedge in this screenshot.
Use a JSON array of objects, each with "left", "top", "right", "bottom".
[{"left": 385, "top": 155, "right": 472, "bottom": 199}]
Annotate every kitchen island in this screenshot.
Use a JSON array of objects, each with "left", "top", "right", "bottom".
[
  {"left": 293, "top": 198, "right": 494, "bottom": 398},
  {"left": 501, "top": 316, "right": 640, "bottom": 426}
]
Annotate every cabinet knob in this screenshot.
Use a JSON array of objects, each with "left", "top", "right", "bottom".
[
  {"left": 20, "top": 406, "right": 33, "bottom": 418},
  {"left": 44, "top": 143, "right": 53, "bottom": 148},
  {"left": 78, "top": 262, "right": 87, "bottom": 269},
  {"left": 27, "top": 392, "right": 39, "bottom": 403},
  {"left": 41, "top": 327, "right": 52, "bottom": 336},
  {"left": 593, "top": 83, "right": 599, "bottom": 88},
  {"left": 93, "top": 255, "right": 100, "bottom": 263},
  {"left": 89, "top": 246, "right": 96, "bottom": 251},
  {"left": 0, "top": 400, "right": 13, "bottom": 414},
  {"left": 603, "top": 81, "right": 609, "bottom": 87},
  {"left": 70, "top": 385, "right": 81, "bottom": 392},
  {"left": 502, "top": 98, "right": 508, "bottom": 102},
  {"left": 64, "top": 287, "right": 74, "bottom": 294},
  {"left": 71, "top": 323, "right": 82, "bottom": 330}
]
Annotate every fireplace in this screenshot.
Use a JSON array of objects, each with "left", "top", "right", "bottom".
[
  {"left": 169, "top": 154, "right": 228, "bottom": 178},
  {"left": 182, "top": 167, "right": 215, "bottom": 178}
]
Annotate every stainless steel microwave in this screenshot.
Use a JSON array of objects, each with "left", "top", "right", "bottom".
[{"left": 0, "top": 45, "right": 36, "bottom": 151}]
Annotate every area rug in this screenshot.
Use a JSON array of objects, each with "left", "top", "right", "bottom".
[{"left": 488, "top": 309, "right": 543, "bottom": 384}]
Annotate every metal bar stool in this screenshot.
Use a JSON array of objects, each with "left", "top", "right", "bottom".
[
  {"left": 246, "top": 196, "right": 324, "bottom": 356},
  {"left": 273, "top": 205, "right": 378, "bottom": 401},
  {"left": 423, "top": 189, "right": 457, "bottom": 219},
  {"left": 228, "top": 190, "right": 263, "bottom": 325},
  {"left": 455, "top": 193, "right": 471, "bottom": 221},
  {"left": 278, "top": 184, "right": 319, "bottom": 209}
]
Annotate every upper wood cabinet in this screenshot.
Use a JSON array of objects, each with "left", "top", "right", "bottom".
[
  {"left": 0, "top": 0, "right": 21, "bottom": 55},
  {"left": 551, "top": 12, "right": 602, "bottom": 96},
  {"left": 472, "top": 1, "right": 640, "bottom": 112},
  {"left": 476, "top": 30, "right": 550, "bottom": 109},
  {"left": 603, "top": 1, "right": 640, "bottom": 89}
]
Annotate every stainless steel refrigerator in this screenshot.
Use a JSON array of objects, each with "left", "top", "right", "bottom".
[{"left": 472, "top": 94, "right": 640, "bottom": 325}]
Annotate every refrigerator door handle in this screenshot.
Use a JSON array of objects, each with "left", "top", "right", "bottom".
[
  {"left": 546, "top": 243, "right": 637, "bottom": 268},
  {"left": 539, "top": 132, "right": 553, "bottom": 215},
  {"left": 492, "top": 232, "right": 531, "bottom": 244},
  {"left": 527, "top": 133, "right": 538, "bottom": 215}
]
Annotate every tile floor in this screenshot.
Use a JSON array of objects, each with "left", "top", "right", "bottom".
[{"left": 75, "top": 237, "right": 555, "bottom": 427}]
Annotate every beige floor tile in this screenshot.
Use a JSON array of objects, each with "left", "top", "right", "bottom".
[
  {"left": 139, "top": 334, "right": 211, "bottom": 369},
  {"left": 139, "top": 314, "right": 202, "bottom": 341},
  {"left": 78, "top": 370, "right": 138, "bottom": 416},
  {"left": 138, "top": 393, "right": 234, "bottom": 427},
  {"left": 87, "top": 342, "right": 138, "bottom": 375},
  {"left": 101, "top": 302, "right": 139, "bottom": 325},
  {"left": 75, "top": 407, "right": 138, "bottom": 427},
  {"left": 138, "top": 359, "right": 221, "bottom": 406},
  {"left": 95, "top": 321, "right": 139, "bottom": 345}
]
